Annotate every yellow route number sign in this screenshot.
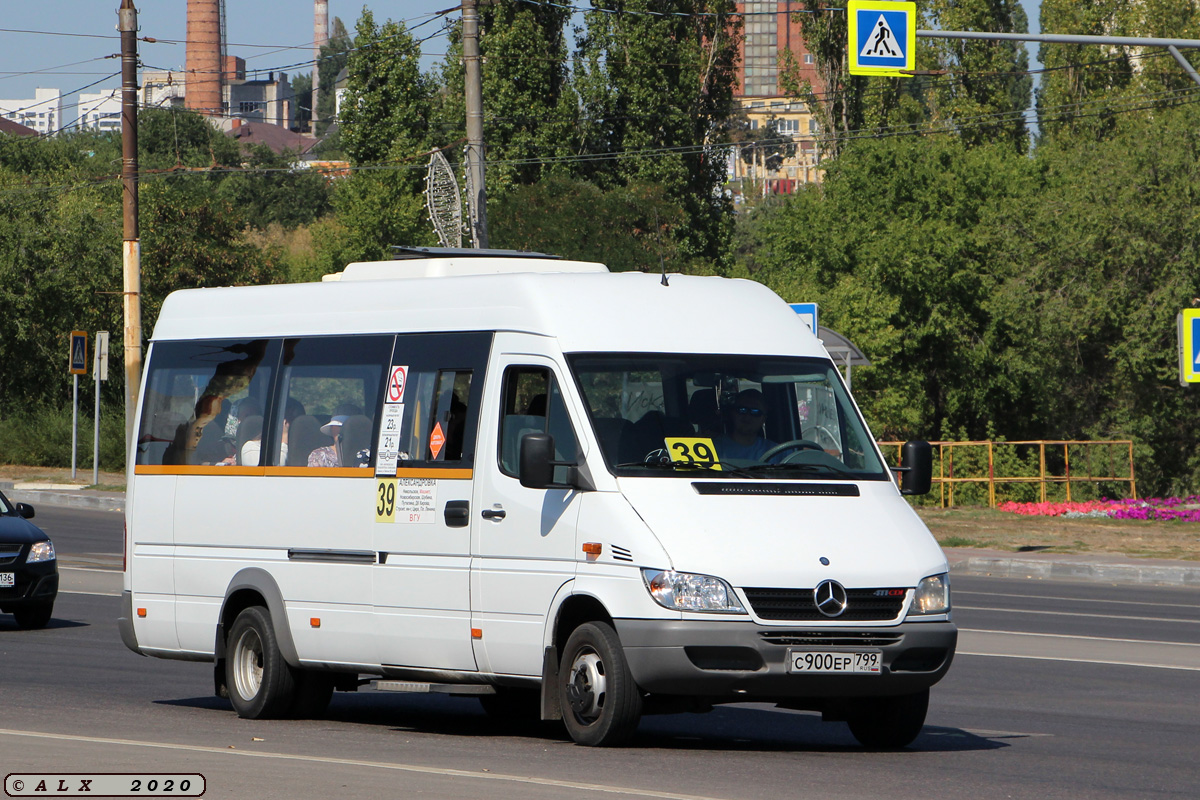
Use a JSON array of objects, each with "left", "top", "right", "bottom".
[
  {"left": 376, "top": 478, "right": 397, "bottom": 522},
  {"left": 664, "top": 437, "right": 722, "bottom": 470}
]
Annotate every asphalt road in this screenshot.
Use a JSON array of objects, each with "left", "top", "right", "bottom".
[{"left": 2, "top": 507, "right": 1197, "bottom": 799}]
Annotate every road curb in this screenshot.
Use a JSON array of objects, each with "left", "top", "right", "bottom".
[
  {"left": 946, "top": 551, "right": 1200, "bottom": 588},
  {"left": 0, "top": 482, "right": 124, "bottom": 513}
]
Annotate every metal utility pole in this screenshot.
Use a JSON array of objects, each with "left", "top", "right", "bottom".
[
  {"left": 119, "top": 0, "right": 142, "bottom": 448},
  {"left": 462, "top": 0, "right": 489, "bottom": 248}
]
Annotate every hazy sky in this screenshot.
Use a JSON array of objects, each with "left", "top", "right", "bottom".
[{"left": 1, "top": 1, "right": 1043, "bottom": 125}]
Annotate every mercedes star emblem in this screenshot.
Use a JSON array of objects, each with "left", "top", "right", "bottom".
[{"left": 813, "top": 579, "right": 848, "bottom": 618}]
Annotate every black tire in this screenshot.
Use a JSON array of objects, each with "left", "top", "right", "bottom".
[
  {"left": 289, "top": 671, "right": 335, "bottom": 719},
  {"left": 846, "top": 689, "right": 929, "bottom": 749},
  {"left": 12, "top": 601, "right": 53, "bottom": 630},
  {"left": 225, "top": 606, "right": 297, "bottom": 719},
  {"left": 478, "top": 686, "right": 542, "bottom": 721},
  {"left": 558, "top": 621, "right": 642, "bottom": 746}
]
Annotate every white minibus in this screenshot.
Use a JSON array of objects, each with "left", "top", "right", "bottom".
[{"left": 120, "top": 248, "right": 954, "bottom": 748}]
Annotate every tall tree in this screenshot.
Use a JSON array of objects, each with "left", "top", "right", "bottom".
[
  {"left": 315, "top": 17, "right": 352, "bottom": 136},
  {"left": 1037, "top": 0, "right": 1200, "bottom": 141},
  {"left": 332, "top": 9, "right": 435, "bottom": 260},
  {"left": 575, "top": 0, "right": 740, "bottom": 264},
  {"left": 926, "top": 0, "right": 1031, "bottom": 152},
  {"left": 432, "top": 2, "right": 577, "bottom": 196}
]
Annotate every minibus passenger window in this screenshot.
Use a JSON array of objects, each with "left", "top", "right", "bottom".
[
  {"left": 428, "top": 370, "right": 472, "bottom": 461},
  {"left": 136, "top": 340, "right": 275, "bottom": 466},
  {"left": 270, "top": 335, "right": 392, "bottom": 469}
]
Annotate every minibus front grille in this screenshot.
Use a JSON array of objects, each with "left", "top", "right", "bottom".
[
  {"left": 758, "top": 631, "right": 903, "bottom": 647},
  {"left": 742, "top": 588, "right": 906, "bottom": 621}
]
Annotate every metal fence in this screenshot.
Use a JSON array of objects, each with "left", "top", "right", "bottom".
[{"left": 877, "top": 440, "right": 1137, "bottom": 508}]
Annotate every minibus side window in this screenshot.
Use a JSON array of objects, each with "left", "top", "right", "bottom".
[
  {"left": 498, "top": 367, "right": 580, "bottom": 479},
  {"left": 382, "top": 332, "right": 491, "bottom": 471},
  {"left": 137, "top": 339, "right": 277, "bottom": 466},
  {"left": 426, "top": 370, "right": 472, "bottom": 461},
  {"left": 270, "top": 335, "right": 392, "bottom": 468}
]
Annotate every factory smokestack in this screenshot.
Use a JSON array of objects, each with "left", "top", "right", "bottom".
[
  {"left": 186, "top": 0, "right": 223, "bottom": 115},
  {"left": 313, "top": 1, "right": 329, "bottom": 129}
]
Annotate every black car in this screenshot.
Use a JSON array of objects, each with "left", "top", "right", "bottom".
[{"left": 0, "top": 489, "right": 57, "bottom": 629}]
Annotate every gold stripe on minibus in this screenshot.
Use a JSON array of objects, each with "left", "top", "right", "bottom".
[{"left": 135, "top": 465, "right": 474, "bottom": 480}]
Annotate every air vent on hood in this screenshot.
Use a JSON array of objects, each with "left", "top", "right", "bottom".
[
  {"left": 611, "top": 544, "right": 633, "bottom": 562},
  {"left": 691, "top": 482, "right": 859, "bottom": 497}
]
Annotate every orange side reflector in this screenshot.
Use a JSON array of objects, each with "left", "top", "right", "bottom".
[
  {"left": 582, "top": 542, "right": 603, "bottom": 555},
  {"left": 471, "top": 628, "right": 483, "bottom": 639},
  {"left": 310, "top": 618, "right": 321, "bottom": 628},
  {"left": 136, "top": 608, "right": 147, "bottom": 618}
]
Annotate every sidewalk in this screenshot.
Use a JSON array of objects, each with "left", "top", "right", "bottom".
[
  {"left": 3, "top": 482, "right": 1198, "bottom": 587},
  {"left": 0, "top": 481, "right": 124, "bottom": 513}
]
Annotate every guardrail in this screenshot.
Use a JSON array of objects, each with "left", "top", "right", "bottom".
[{"left": 877, "top": 440, "right": 1137, "bottom": 508}]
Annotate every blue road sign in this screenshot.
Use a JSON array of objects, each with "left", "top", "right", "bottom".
[
  {"left": 790, "top": 303, "right": 819, "bottom": 334},
  {"left": 69, "top": 330, "right": 87, "bottom": 376},
  {"left": 848, "top": 0, "right": 916, "bottom": 77},
  {"left": 1180, "top": 309, "right": 1200, "bottom": 385}
]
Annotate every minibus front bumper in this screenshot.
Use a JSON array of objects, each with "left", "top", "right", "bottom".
[{"left": 614, "top": 618, "right": 956, "bottom": 699}]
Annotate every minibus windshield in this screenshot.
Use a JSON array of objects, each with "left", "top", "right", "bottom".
[{"left": 569, "top": 353, "right": 889, "bottom": 481}]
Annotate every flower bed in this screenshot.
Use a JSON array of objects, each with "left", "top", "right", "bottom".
[{"left": 997, "top": 497, "right": 1200, "bottom": 522}]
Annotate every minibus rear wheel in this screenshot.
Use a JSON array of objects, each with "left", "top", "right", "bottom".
[
  {"left": 226, "top": 606, "right": 297, "bottom": 719},
  {"left": 558, "top": 622, "right": 643, "bottom": 746},
  {"left": 845, "top": 688, "right": 929, "bottom": 749}
]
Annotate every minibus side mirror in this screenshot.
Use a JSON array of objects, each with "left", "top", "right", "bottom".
[
  {"left": 519, "top": 432, "right": 593, "bottom": 491},
  {"left": 899, "top": 440, "right": 933, "bottom": 496}
]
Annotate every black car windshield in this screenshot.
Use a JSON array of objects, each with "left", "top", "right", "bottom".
[{"left": 568, "top": 353, "right": 889, "bottom": 480}]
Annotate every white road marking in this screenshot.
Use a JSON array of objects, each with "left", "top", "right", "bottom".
[
  {"left": 0, "top": 729, "right": 730, "bottom": 800},
  {"left": 958, "top": 628, "right": 1200, "bottom": 671},
  {"left": 955, "top": 605, "right": 1200, "bottom": 625},
  {"left": 956, "top": 589, "right": 1199, "bottom": 610}
]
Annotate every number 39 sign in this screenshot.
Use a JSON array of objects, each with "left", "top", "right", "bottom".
[{"left": 664, "top": 438, "right": 722, "bottom": 470}]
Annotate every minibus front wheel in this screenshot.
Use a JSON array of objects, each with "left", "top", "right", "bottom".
[
  {"left": 845, "top": 688, "right": 929, "bottom": 749},
  {"left": 558, "top": 622, "right": 643, "bottom": 746},
  {"left": 226, "top": 605, "right": 297, "bottom": 719}
]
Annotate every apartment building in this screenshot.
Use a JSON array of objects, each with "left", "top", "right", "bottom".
[
  {"left": 732, "top": 1, "right": 825, "bottom": 194},
  {"left": 0, "top": 88, "right": 63, "bottom": 136},
  {"left": 79, "top": 90, "right": 122, "bottom": 133}
]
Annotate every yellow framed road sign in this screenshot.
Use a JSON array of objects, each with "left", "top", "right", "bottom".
[
  {"left": 1180, "top": 309, "right": 1200, "bottom": 385},
  {"left": 848, "top": 0, "right": 917, "bottom": 78},
  {"left": 69, "top": 330, "right": 87, "bottom": 375}
]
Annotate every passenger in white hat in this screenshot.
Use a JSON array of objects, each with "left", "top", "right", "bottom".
[{"left": 307, "top": 414, "right": 349, "bottom": 467}]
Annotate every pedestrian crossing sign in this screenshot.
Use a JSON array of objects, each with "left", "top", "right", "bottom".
[
  {"left": 848, "top": 0, "right": 916, "bottom": 78},
  {"left": 69, "top": 330, "right": 87, "bottom": 376},
  {"left": 1179, "top": 309, "right": 1200, "bottom": 386}
]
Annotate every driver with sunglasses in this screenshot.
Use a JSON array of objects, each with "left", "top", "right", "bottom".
[{"left": 714, "top": 388, "right": 777, "bottom": 461}]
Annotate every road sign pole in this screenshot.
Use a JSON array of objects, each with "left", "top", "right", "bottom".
[
  {"left": 93, "top": 331, "right": 109, "bottom": 486},
  {"left": 72, "top": 374, "right": 79, "bottom": 481}
]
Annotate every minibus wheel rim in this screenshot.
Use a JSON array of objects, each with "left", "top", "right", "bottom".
[
  {"left": 232, "top": 627, "right": 265, "bottom": 700},
  {"left": 566, "top": 650, "right": 606, "bottom": 722}
]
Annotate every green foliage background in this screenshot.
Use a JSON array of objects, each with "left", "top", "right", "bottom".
[{"left": 2, "top": 1, "right": 1200, "bottom": 498}]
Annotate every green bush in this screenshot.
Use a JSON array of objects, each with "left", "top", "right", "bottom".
[{"left": 0, "top": 405, "right": 126, "bottom": 472}]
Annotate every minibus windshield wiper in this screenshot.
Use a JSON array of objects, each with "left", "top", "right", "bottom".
[
  {"left": 741, "top": 462, "right": 857, "bottom": 478},
  {"left": 614, "top": 460, "right": 757, "bottom": 478}
]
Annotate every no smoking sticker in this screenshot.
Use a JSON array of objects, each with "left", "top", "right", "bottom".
[{"left": 387, "top": 365, "right": 409, "bottom": 403}]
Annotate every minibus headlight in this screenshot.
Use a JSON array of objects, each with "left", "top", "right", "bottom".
[
  {"left": 641, "top": 569, "right": 747, "bottom": 613},
  {"left": 26, "top": 540, "right": 55, "bottom": 564},
  {"left": 910, "top": 573, "right": 950, "bottom": 615}
]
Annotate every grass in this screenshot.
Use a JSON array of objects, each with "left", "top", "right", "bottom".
[{"left": 918, "top": 505, "right": 1200, "bottom": 561}]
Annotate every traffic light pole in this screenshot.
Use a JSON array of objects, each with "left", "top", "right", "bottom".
[{"left": 919, "top": 29, "right": 1200, "bottom": 87}]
